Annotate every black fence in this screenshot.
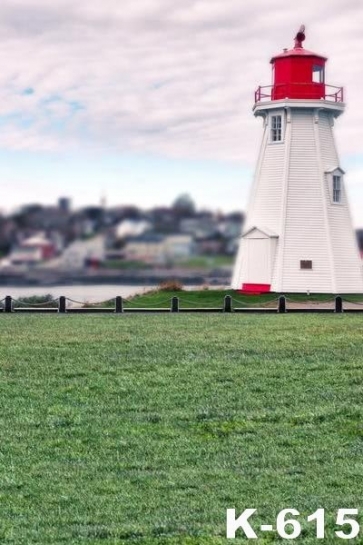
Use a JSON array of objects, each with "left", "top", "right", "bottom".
[{"left": 0, "top": 295, "right": 359, "bottom": 314}]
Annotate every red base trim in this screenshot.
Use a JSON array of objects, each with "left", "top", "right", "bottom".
[{"left": 238, "top": 283, "right": 271, "bottom": 295}]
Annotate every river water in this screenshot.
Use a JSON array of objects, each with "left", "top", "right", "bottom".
[{"left": 0, "top": 284, "right": 156, "bottom": 304}]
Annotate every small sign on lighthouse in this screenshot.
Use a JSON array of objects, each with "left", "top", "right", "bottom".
[{"left": 232, "top": 26, "right": 363, "bottom": 294}]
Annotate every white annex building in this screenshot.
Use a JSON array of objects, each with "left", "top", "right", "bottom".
[{"left": 232, "top": 26, "right": 363, "bottom": 294}]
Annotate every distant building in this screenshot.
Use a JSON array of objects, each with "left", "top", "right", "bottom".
[
  {"left": 218, "top": 215, "right": 244, "bottom": 255},
  {"left": 59, "top": 235, "right": 106, "bottom": 270},
  {"left": 9, "top": 233, "right": 56, "bottom": 266},
  {"left": 124, "top": 233, "right": 194, "bottom": 264},
  {"left": 124, "top": 233, "right": 165, "bottom": 263},
  {"left": 163, "top": 235, "right": 195, "bottom": 261},
  {"left": 196, "top": 233, "right": 225, "bottom": 255},
  {"left": 115, "top": 219, "right": 151, "bottom": 240},
  {"left": 218, "top": 217, "right": 243, "bottom": 239},
  {"left": 58, "top": 197, "right": 71, "bottom": 213},
  {"left": 147, "top": 207, "right": 179, "bottom": 233},
  {"left": 180, "top": 215, "right": 218, "bottom": 239}
]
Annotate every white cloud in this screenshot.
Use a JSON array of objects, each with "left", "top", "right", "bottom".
[{"left": 0, "top": 0, "right": 362, "bottom": 164}]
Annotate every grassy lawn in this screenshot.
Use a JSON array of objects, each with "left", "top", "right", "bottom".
[
  {"left": 125, "top": 289, "right": 242, "bottom": 309},
  {"left": 125, "top": 290, "right": 356, "bottom": 309},
  {"left": 0, "top": 314, "right": 363, "bottom": 543}
]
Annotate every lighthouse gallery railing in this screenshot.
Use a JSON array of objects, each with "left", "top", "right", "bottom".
[{"left": 255, "top": 83, "right": 344, "bottom": 103}]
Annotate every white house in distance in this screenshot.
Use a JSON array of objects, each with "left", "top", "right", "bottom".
[
  {"left": 115, "top": 219, "right": 151, "bottom": 240},
  {"left": 124, "top": 233, "right": 194, "bottom": 264},
  {"left": 232, "top": 26, "right": 363, "bottom": 294},
  {"left": 7, "top": 232, "right": 56, "bottom": 266}
]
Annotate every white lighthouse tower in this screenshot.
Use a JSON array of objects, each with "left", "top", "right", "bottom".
[{"left": 232, "top": 26, "right": 363, "bottom": 294}]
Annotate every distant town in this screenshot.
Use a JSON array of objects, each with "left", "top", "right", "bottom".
[
  {"left": 1, "top": 195, "right": 363, "bottom": 287},
  {"left": 0, "top": 195, "right": 245, "bottom": 285}
]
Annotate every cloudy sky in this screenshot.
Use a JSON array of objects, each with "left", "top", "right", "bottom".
[{"left": 1, "top": 0, "right": 363, "bottom": 223}]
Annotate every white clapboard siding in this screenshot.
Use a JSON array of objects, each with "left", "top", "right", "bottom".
[
  {"left": 245, "top": 112, "right": 286, "bottom": 233},
  {"left": 319, "top": 111, "right": 339, "bottom": 169},
  {"left": 319, "top": 113, "right": 363, "bottom": 292},
  {"left": 278, "top": 110, "right": 333, "bottom": 292}
]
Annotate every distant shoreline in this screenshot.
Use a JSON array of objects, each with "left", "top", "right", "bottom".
[
  {"left": 0, "top": 266, "right": 231, "bottom": 287},
  {"left": 0, "top": 283, "right": 230, "bottom": 304}
]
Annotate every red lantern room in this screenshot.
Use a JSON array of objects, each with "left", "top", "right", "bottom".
[{"left": 255, "top": 26, "right": 344, "bottom": 103}]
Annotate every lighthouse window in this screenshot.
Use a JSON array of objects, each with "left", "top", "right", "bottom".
[
  {"left": 271, "top": 115, "right": 282, "bottom": 142},
  {"left": 312, "top": 65, "right": 324, "bottom": 83},
  {"left": 333, "top": 175, "right": 342, "bottom": 203}
]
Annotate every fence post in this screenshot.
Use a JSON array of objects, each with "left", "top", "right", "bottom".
[
  {"left": 171, "top": 296, "right": 179, "bottom": 313},
  {"left": 4, "top": 295, "right": 12, "bottom": 313},
  {"left": 58, "top": 296, "right": 66, "bottom": 314},
  {"left": 224, "top": 295, "right": 232, "bottom": 313},
  {"left": 335, "top": 295, "right": 343, "bottom": 313},
  {"left": 278, "top": 295, "right": 286, "bottom": 313},
  {"left": 115, "top": 296, "right": 123, "bottom": 313}
]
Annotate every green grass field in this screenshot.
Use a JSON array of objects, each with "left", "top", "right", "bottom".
[
  {"left": 1, "top": 314, "right": 363, "bottom": 543},
  {"left": 124, "top": 290, "right": 350, "bottom": 309}
]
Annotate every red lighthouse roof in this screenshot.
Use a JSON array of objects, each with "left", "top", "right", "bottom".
[
  {"left": 271, "top": 47, "right": 327, "bottom": 62},
  {"left": 254, "top": 25, "right": 343, "bottom": 103}
]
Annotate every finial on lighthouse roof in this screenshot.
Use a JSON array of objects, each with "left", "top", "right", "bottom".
[{"left": 294, "top": 24, "right": 306, "bottom": 49}]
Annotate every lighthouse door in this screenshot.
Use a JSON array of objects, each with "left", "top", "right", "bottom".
[
  {"left": 241, "top": 228, "right": 278, "bottom": 289},
  {"left": 245, "top": 238, "right": 270, "bottom": 284}
]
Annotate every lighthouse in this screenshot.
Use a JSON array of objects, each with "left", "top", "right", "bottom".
[{"left": 232, "top": 26, "right": 363, "bottom": 294}]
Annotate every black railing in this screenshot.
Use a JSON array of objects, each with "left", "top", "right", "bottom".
[
  {"left": 255, "top": 83, "right": 344, "bottom": 103},
  {"left": 0, "top": 295, "right": 359, "bottom": 314}
]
